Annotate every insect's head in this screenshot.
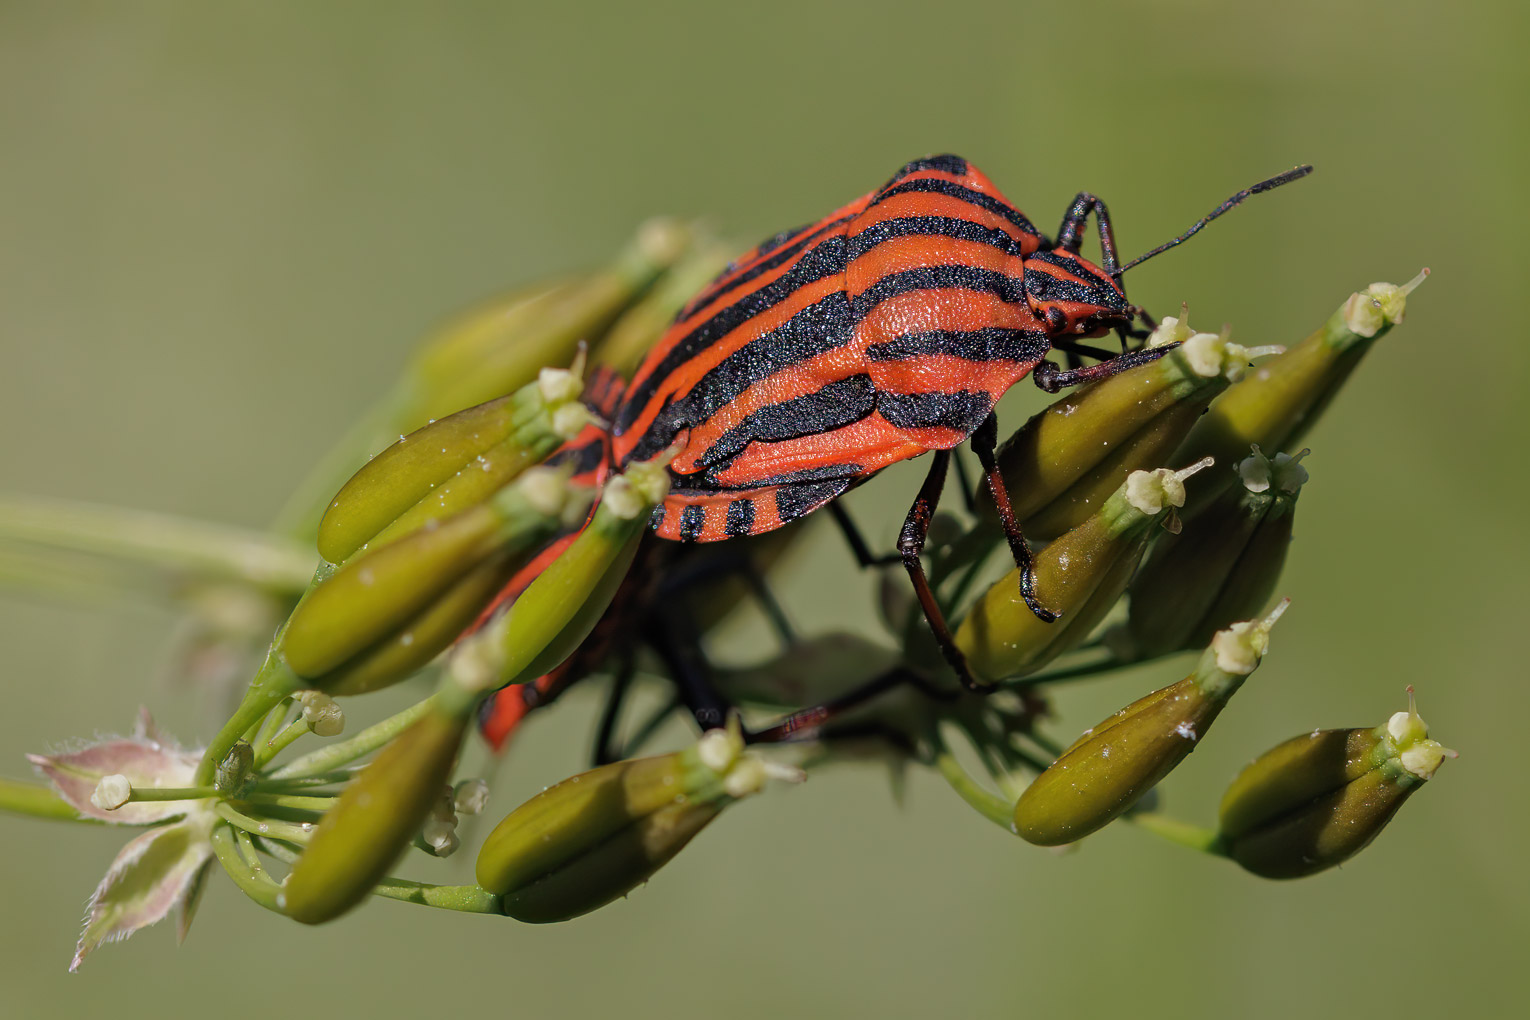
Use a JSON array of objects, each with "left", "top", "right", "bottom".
[{"left": 1023, "top": 247, "right": 1132, "bottom": 338}]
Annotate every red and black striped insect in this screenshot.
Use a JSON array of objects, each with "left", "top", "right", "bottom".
[{"left": 609, "top": 154, "right": 1310, "bottom": 689}]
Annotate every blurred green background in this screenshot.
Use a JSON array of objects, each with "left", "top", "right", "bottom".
[{"left": 2, "top": 1, "right": 1526, "bottom": 1017}]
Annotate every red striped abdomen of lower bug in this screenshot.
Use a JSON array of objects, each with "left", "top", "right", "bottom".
[{"left": 610, "top": 155, "right": 1056, "bottom": 542}]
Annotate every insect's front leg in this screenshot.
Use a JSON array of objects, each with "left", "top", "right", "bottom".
[{"left": 1055, "top": 192, "right": 1122, "bottom": 273}]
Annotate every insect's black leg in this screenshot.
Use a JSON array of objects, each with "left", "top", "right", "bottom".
[
  {"left": 951, "top": 449, "right": 979, "bottom": 515},
  {"left": 591, "top": 656, "right": 635, "bottom": 766},
  {"left": 829, "top": 502, "right": 902, "bottom": 567},
  {"left": 746, "top": 667, "right": 955, "bottom": 744},
  {"left": 1033, "top": 342, "right": 1179, "bottom": 393},
  {"left": 970, "top": 413, "right": 1056, "bottom": 624},
  {"left": 1054, "top": 192, "right": 1121, "bottom": 273},
  {"left": 899, "top": 450, "right": 989, "bottom": 692},
  {"left": 649, "top": 611, "right": 732, "bottom": 732},
  {"left": 740, "top": 562, "right": 797, "bottom": 649}
]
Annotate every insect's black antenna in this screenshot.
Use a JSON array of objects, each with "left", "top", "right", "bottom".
[{"left": 1113, "top": 165, "right": 1313, "bottom": 277}]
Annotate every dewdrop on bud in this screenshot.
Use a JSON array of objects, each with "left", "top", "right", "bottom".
[
  {"left": 90, "top": 775, "right": 132, "bottom": 812},
  {"left": 453, "top": 779, "right": 490, "bottom": 816},
  {"left": 1342, "top": 269, "right": 1429, "bottom": 337},
  {"left": 296, "top": 691, "right": 345, "bottom": 737}
]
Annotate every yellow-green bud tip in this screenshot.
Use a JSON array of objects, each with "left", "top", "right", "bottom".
[
  {"left": 1211, "top": 598, "right": 1290, "bottom": 675},
  {"left": 448, "top": 631, "right": 503, "bottom": 696},
  {"left": 605, "top": 460, "right": 674, "bottom": 520},
  {"left": 551, "top": 402, "right": 595, "bottom": 441},
  {"left": 1125, "top": 457, "right": 1212, "bottom": 515},
  {"left": 1342, "top": 268, "right": 1429, "bottom": 337},
  {"left": 1388, "top": 686, "right": 1454, "bottom": 781},
  {"left": 1147, "top": 304, "right": 1194, "bottom": 347},
  {"left": 1238, "top": 446, "right": 1310, "bottom": 495}
]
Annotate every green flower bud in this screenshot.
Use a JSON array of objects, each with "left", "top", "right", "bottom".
[
  {"left": 955, "top": 461, "right": 1212, "bottom": 683},
  {"left": 281, "top": 467, "right": 590, "bottom": 692},
  {"left": 1119, "top": 447, "right": 1307, "bottom": 660},
  {"left": 1174, "top": 270, "right": 1427, "bottom": 511},
  {"left": 461, "top": 459, "right": 671, "bottom": 690},
  {"left": 590, "top": 240, "right": 733, "bottom": 377},
  {"left": 1013, "top": 603, "right": 1286, "bottom": 846},
  {"left": 476, "top": 722, "right": 798, "bottom": 922},
  {"left": 981, "top": 316, "right": 1280, "bottom": 541},
  {"left": 401, "top": 219, "right": 691, "bottom": 429},
  {"left": 1219, "top": 688, "right": 1451, "bottom": 879},
  {"left": 318, "top": 365, "right": 592, "bottom": 566},
  {"left": 282, "top": 705, "right": 469, "bottom": 924}
]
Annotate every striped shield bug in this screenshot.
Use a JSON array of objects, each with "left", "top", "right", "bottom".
[{"left": 610, "top": 155, "right": 1311, "bottom": 691}]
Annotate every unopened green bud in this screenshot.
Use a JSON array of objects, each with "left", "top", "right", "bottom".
[
  {"left": 1175, "top": 271, "right": 1427, "bottom": 511},
  {"left": 401, "top": 219, "right": 691, "bottom": 429},
  {"left": 1219, "top": 688, "right": 1451, "bottom": 879},
  {"left": 1013, "top": 603, "right": 1286, "bottom": 845},
  {"left": 476, "top": 723, "right": 799, "bottom": 922},
  {"left": 90, "top": 774, "right": 133, "bottom": 812},
  {"left": 980, "top": 315, "right": 1279, "bottom": 541},
  {"left": 318, "top": 366, "right": 592, "bottom": 565},
  {"left": 1119, "top": 447, "right": 1307, "bottom": 659},
  {"left": 281, "top": 468, "right": 588, "bottom": 692},
  {"left": 282, "top": 705, "right": 469, "bottom": 924},
  {"left": 590, "top": 239, "right": 733, "bottom": 376},
  {"left": 956, "top": 460, "right": 1212, "bottom": 683},
  {"left": 463, "top": 459, "right": 670, "bottom": 690}
]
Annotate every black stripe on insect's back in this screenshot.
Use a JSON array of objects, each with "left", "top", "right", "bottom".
[
  {"left": 617, "top": 233, "right": 850, "bottom": 435},
  {"left": 678, "top": 213, "right": 859, "bottom": 334},
  {"left": 1023, "top": 250, "right": 1109, "bottom": 304},
  {"left": 867, "top": 178, "right": 1041, "bottom": 238},
  {"left": 883, "top": 155, "right": 969, "bottom": 183},
  {"left": 695, "top": 374, "right": 878, "bottom": 472},
  {"left": 850, "top": 265, "right": 1026, "bottom": 322},
  {"left": 669, "top": 461, "right": 863, "bottom": 494},
  {"left": 677, "top": 504, "right": 706, "bottom": 542},
  {"left": 622, "top": 290, "right": 855, "bottom": 464},
  {"left": 725, "top": 498, "right": 756, "bottom": 537},
  {"left": 845, "top": 215, "right": 1027, "bottom": 262},
  {"left": 865, "top": 327, "right": 1050, "bottom": 364},
  {"left": 546, "top": 435, "right": 606, "bottom": 478},
  {"left": 775, "top": 479, "right": 851, "bottom": 524},
  {"left": 878, "top": 390, "right": 995, "bottom": 433}
]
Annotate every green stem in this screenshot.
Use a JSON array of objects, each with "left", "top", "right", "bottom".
[
  {"left": 0, "top": 777, "right": 101, "bottom": 823},
  {"left": 210, "top": 824, "right": 285, "bottom": 914},
  {"left": 252, "top": 700, "right": 294, "bottom": 762},
  {"left": 242, "top": 792, "right": 336, "bottom": 813},
  {"left": 195, "top": 654, "right": 303, "bottom": 786},
  {"left": 371, "top": 878, "right": 502, "bottom": 914},
  {"left": 253, "top": 717, "right": 312, "bottom": 770},
  {"left": 214, "top": 801, "right": 314, "bottom": 844},
  {"left": 251, "top": 769, "right": 362, "bottom": 792},
  {"left": 266, "top": 693, "right": 440, "bottom": 780},
  {"left": 928, "top": 728, "right": 1016, "bottom": 832},
  {"left": 0, "top": 495, "right": 316, "bottom": 594},
  {"left": 126, "top": 786, "right": 218, "bottom": 802},
  {"left": 1129, "top": 813, "right": 1228, "bottom": 856},
  {"left": 249, "top": 837, "right": 501, "bottom": 915}
]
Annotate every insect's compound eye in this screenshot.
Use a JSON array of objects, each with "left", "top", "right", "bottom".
[{"left": 1043, "top": 307, "right": 1068, "bottom": 334}]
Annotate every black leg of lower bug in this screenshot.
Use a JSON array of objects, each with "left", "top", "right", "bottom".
[
  {"left": 1033, "top": 341, "right": 1179, "bottom": 393},
  {"left": 649, "top": 612, "right": 732, "bottom": 732},
  {"left": 747, "top": 667, "right": 954, "bottom": 745},
  {"left": 591, "top": 657, "right": 635, "bottom": 766},
  {"left": 970, "top": 413, "right": 1057, "bottom": 624},
  {"left": 829, "top": 502, "right": 902, "bottom": 568},
  {"left": 898, "top": 450, "right": 991, "bottom": 693}
]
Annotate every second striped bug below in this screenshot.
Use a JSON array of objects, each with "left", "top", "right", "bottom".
[{"left": 608, "top": 154, "right": 1311, "bottom": 691}]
